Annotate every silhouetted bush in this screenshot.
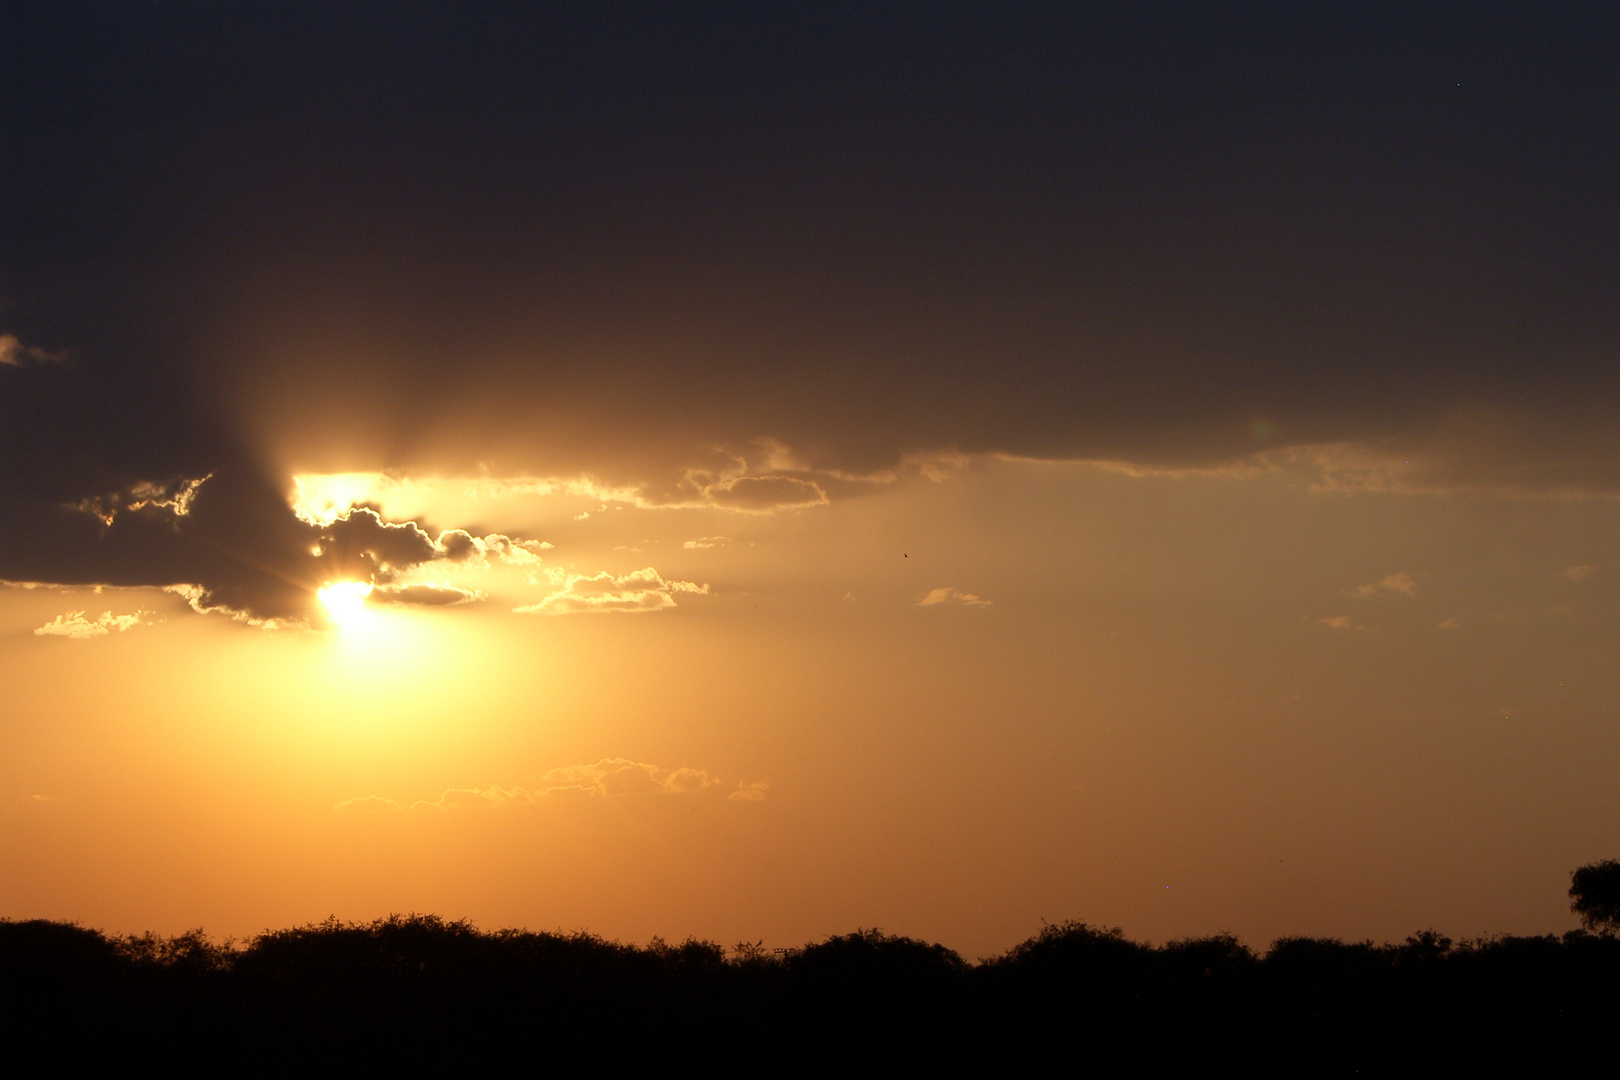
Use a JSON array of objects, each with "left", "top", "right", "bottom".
[{"left": 5, "top": 914, "right": 1620, "bottom": 1072}]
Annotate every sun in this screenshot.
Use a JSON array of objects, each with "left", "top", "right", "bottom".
[{"left": 317, "top": 580, "right": 374, "bottom": 627}]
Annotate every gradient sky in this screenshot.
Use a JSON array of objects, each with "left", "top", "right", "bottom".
[{"left": 4, "top": 2, "right": 1620, "bottom": 956}]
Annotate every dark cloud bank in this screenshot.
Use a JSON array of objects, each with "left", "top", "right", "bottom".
[{"left": 6, "top": 3, "right": 1620, "bottom": 617}]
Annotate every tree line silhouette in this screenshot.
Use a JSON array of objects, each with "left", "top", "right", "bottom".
[{"left": 4, "top": 862, "right": 1619, "bottom": 1072}]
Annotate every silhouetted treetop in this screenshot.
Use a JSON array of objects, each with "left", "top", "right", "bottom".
[{"left": 1571, "top": 859, "right": 1620, "bottom": 934}]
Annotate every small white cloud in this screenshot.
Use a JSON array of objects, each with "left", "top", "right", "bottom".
[
  {"left": 35, "top": 609, "right": 156, "bottom": 639},
  {"left": 918, "top": 587, "right": 990, "bottom": 607},
  {"left": 1355, "top": 572, "right": 1416, "bottom": 598},
  {"left": 1439, "top": 616, "right": 1462, "bottom": 629},
  {"left": 30, "top": 794, "right": 56, "bottom": 803},
  {"left": 1318, "top": 615, "right": 1353, "bottom": 630},
  {"left": 729, "top": 780, "right": 770, "bottom": 802},
  {"left": 1563, "top": 564, "right": 1595, "bottom": 581},
  {"left": 683, "top": 536, "right": 732, "bottom": 549}
]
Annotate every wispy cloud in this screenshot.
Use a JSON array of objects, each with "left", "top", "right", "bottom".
[
  {"left": 1050, "top": 434, "right": 1620, "bottom": 502},
  {"left": 0, "top": 333, "right": 67, "bottom": 367},
  {"left": 333, "top": 795, "right": 404, "bottom": 812},
  {"left": 918, "top": 587, "right": 990, "bottom": 607},
  {"left": 729, "top": 780, "right": 770, "bottom": 802},
  {"left": 1563, "top": 564, "right": 1595, "bottom": 581},
  {"left": 411, "top": 786, "right": 537, "bottom": 811},
  {"left": 347, "top": 758, "right": 767, "bottom": 812},
  {"left": 683, "top": 536, "right": 731, "bottom": 549},
  {"left": 1355, "top": 572, "right": 1416, "bottom": 598},
  {"left": 529, "top": 759, "right": 725, "bottom": 798}
]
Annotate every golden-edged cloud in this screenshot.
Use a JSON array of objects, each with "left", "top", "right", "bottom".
[
  {"left": 514, "top": 568, "right": 709, "bottom": 615},
  {"left": 699, "top": 475, "right": 827, "bottom": 512},
  {"left": 67, "top": 475, "right": 212, "bottom": 528},
  {"left": 35, "top": 609, "right": 157, "bottom": 639}
]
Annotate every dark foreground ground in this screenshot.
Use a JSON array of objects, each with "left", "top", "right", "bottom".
[{"left": 3, "top": 916, "right": 1617, "bottom": 1074}]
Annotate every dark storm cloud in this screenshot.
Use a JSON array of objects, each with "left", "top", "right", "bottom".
[
  {"left": 5, "top": 4, "right": 1620, "bottom": 607},
  {"left": 313, "top": 508, "right": 437, "bottom": 582},
  {"left": 0, "top": 338, "right": 318, "bottom": 620},
  {"left": 0, "top": 353, "right": 495, "bottom": 620}
]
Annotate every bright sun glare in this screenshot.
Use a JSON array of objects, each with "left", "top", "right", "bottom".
[{"left": 317, "top": 580, "right": 374, "bottom": 627}]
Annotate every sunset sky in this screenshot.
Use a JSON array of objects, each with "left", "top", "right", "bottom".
[{"left": 5, "top": 3, "right": 1620, "bottom": 957}]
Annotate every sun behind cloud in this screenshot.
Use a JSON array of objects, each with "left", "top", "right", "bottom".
[{"left": 317, "top": 580, "right": 374, "bottom": 628}]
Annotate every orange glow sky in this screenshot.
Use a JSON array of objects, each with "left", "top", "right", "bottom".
[{"left": 5, "top": 5, "right": 1620, "bottom": 955}]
